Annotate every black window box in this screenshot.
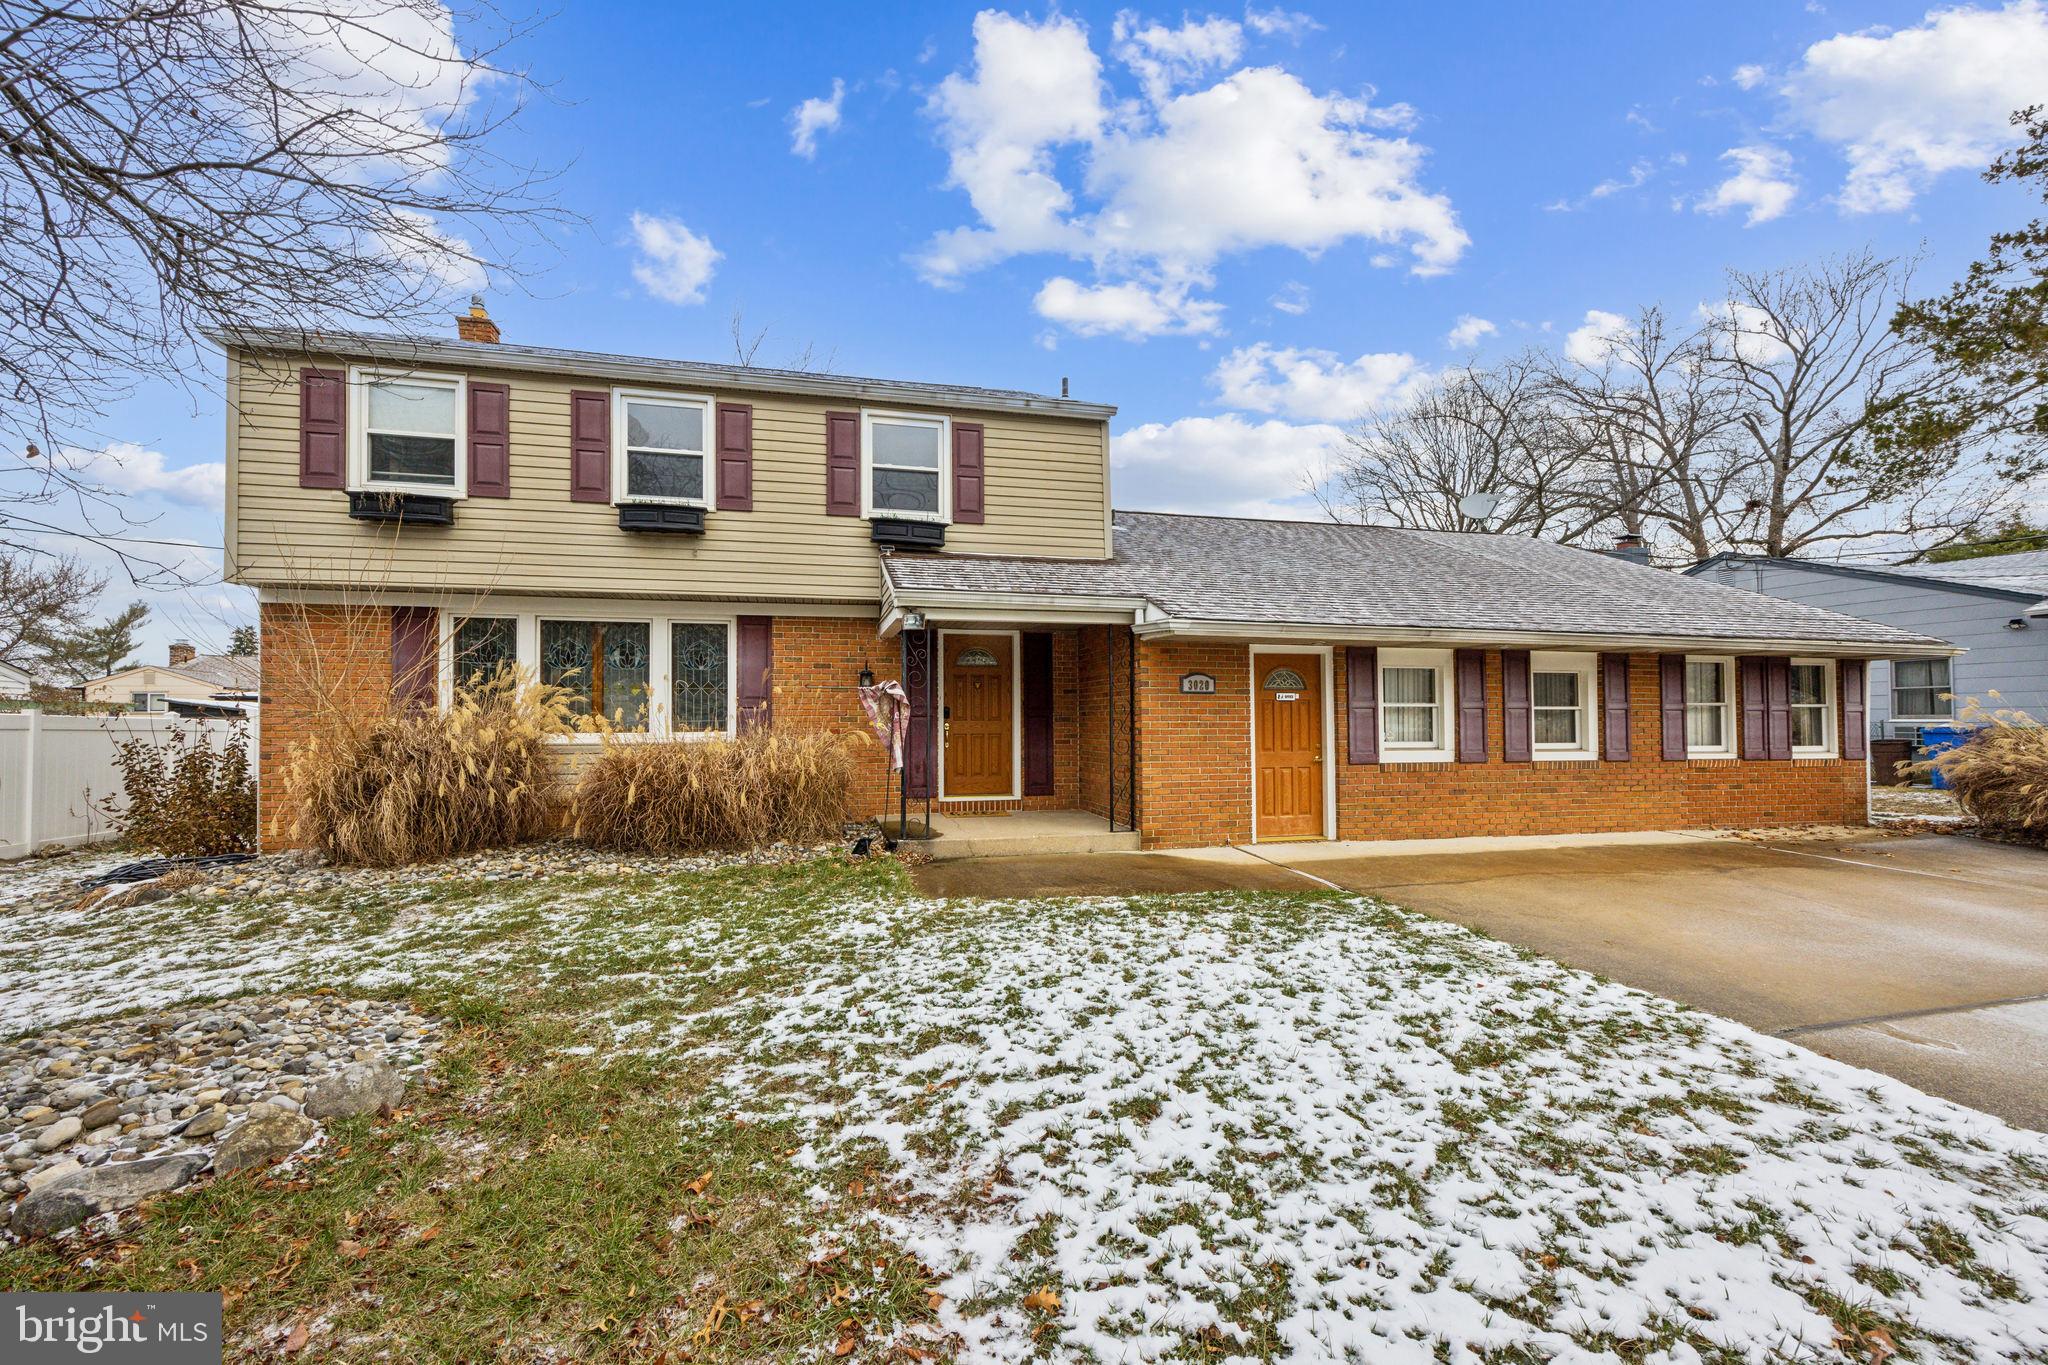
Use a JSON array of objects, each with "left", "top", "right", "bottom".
[
  {"left": 618, "top": 504, "right": 706, "bottom": 534},
  {"left": 348, "top": 491, "right": 454, "bottom": 526},
  {"left": 871, "top": 518, "right": 946, "bottom": 550}
]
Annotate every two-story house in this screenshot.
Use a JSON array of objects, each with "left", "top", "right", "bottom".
[{"left": 219, "top": 306, "right": 1954, "bottom": 851}]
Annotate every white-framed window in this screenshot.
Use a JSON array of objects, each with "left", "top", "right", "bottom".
[
  {"left": 349, "top": 366, "right": 466, "bottom": 497},
  {"left": 1529, "top": 651, "right": 1597, "bottom": 759},
  {"left": 1891, "top": 657, "right": 1953, "bottom": 721},
  {"left": 1789, "top": 658, "right": 1836, "bottom": 755},
  {"left": 613, "top": 389, "right": 713, "bottom": 506},
  {"left": 861, "top": 410, "right": 950, "bottom": 523},
  {"left": 129, "top": 691, "right": 167, "bottom": 713},
  {"left": 1378, "top": 647, "right": 1454, "bottom": 762},
  {"left": 1684, "top": 656, "right": 1735, "bottom": 757},
  {"left": 435, "top": 602, "right": 736, "bottom": 740}
]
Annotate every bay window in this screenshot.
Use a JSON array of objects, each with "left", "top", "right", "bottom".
[
  {"left": 1684, "top": 657, "right": 1734, "bottom": 756},
  {"left": 1789, "top": 659, "right": 1835, "bottom": 754},
  {"left": 862, "top": 411, "right": 948, "bottom": 521},
  {"left": 615, "top": 390, "right": 712, "bottom": 505},
  {"left": 351, "top": 368, "right": 464, "bottom": 495},
  {"left": 1377, "top": 648, "right": 1454, "bottom": 762}
]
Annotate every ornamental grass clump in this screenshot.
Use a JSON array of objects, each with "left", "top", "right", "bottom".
[
  {"left": 570, "top": 728, "right": 859, "bottom": 854},
  {"left": 283, "top": 667, "right": 577, "bottom": 866},
  {"left": 1913, "top": 696, "right": 2048, "bottom": 842}
]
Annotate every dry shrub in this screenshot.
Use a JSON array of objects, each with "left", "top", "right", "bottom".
[
  {"left": 98, "top": 719, "right": 256, "bottom": 855},
  {"left": 570, "top": 728, "right": 858, "bottom": 854},
  {"left": 283, "top": 667, "right": 577, "bottom": 866},
  {"left": 1912, "top": 697, "right": 2048, "bottom": 841}
]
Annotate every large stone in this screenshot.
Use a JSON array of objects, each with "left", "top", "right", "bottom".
[
  {"left": 213, "top": 1111, "right": 318, "bottom": 1174},
  {"left": 303, "top": 1061, "right": 404, "bottom": 1119},
  {"left": 9, "top": 1154, "right": 207, "bottom": 1237},
  {"left": 179, "top": 1106, "right": 227, "bottom": 1139},
  {"left": 79, "top": 1097, "right": 123, "bottom": 1130},
  {"left": 33, "top": 1116, "right": 82, "bottom": 1152}
]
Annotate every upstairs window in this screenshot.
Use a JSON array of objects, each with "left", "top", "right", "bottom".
[
  {"left": 352, "top": 368, "right": 464, "bottom": 495},
  {"left": 615, "top": 391, "right": 712, "bottom": 505},
  {"left": 862, "top": 411, "right": 948, "bottom": 521},
  {"left": 1892, "top": 657, "right": 1952, "bottom": 720}
]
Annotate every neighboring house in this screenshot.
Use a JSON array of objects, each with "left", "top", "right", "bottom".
[
  {"left": 1686, "top": 553, "right": 2048, "bottom": 739},
  {"left": 83, "top": 642, "right": 262, "bottom": 713},
  {"left": 0, "top": 659, "right": 31, "bottom": 699},
  {"left": 214, "top": 306, "right": 1951, "bottom": 852}
]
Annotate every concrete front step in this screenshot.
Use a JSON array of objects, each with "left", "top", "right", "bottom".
[{"left": 918, "top": 811, "right": 1142, "bottom": 861}]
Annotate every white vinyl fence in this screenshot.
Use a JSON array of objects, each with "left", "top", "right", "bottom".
[{"left": 0, "top": 712, "right": 255, "bottom": 859}]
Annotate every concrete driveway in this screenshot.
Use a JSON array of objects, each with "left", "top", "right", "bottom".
[{"left": 914, "top": 831, "right": 2048, "bottom": 1129}]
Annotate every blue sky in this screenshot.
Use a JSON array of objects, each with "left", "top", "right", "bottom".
[{"left": 54, "top": 0, "right": 2048, "bottom": 660}]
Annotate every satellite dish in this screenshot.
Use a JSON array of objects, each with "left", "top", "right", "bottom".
[{"left": 1458, "top": 491, "right": 1502, "bottom": 523}]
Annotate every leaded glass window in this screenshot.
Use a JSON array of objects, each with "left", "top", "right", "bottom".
[
  {"left": 956, "top": 647, "right": 999, "bottom": 667},
  {"left": 453, "top": 616, "right": 517, "bottom": 696},
  {"left": 1261, "top": 667, "right": 1306, "bottom": 690},
  {"left": 672, "top": 622, "right": 729, "bottom": 733},
  {"left": 540, "top": 620, "right": 649, "bottom": 731}
]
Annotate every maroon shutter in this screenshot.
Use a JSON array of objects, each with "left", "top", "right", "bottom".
[
  {"left": 1601, "top": 653, "right": 1631, "bottom": 761},
  {"left": 953, "top": 422, "right": 985, "bottom": 524},
  {"left": 825, "top": 411, "right": 860, "bottom": 515},
  {"left": 1659, "top": 655, "right": 1687, "bottom": 760},
  {"left": 1455, "top": 649, "right": 1487, "bottom": 763},
  {"left": 1739, "top": 657, "right": 1768, "bottom": 759},
  {"left": 390, "top": 606, "right": 437, "bottom": 710},
  {"left": 736, "top": 615, "right": 773, "bottom": 732},
  {"left": 1021, "top": 631, "right": 1054, "bottom": 795},
  {"left": 569, "top": 389, "right": 609, "bottom": 502},
  {"left": 903, "top": 629, "right": 935, "bottom": 799},
  {"left": 467, "top": 381, "right": 510, "bottom": 497},
  {"left": 299, "top": 367, "right": 345, "bottom": 489},
  {"left": 1764, "top": 656, "right": 1793, "bottom": 759},
  {"left": 1345, "top": 646, "right": 1377, "bottom": 763},
  {"left": 1500, "top": 649, "right": 1531, "bottom": 762},
  {"left": 1840, "top": 660, "right": 1868, "bottom": 760},
  {"left": 716, "top": 403, "right": 753, "bottom": 511}
]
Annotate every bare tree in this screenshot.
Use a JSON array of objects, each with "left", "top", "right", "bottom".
[
  {"left": 0, "top": 549, "right": 103, "bottom": 668},
  {"left": 728, "top": 304, "right": 836, "bottom": 373},
  {"left": 0, "top": 0, "right": 567, "bottom": 571},
  {"left": 1323, "top": 356, "right": 1608, "bottom": 541}
]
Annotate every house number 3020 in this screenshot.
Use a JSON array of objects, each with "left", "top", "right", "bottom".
[{"left": 1180, "top": 672, "right": 1216, "bottom": 694}]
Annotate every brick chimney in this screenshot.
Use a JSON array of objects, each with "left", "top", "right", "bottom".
[
  {"left": 1604, "top": 533, "right": 1652, "bottom": 566},
  {"left": 168, "top": 640, "right": 196, "bottom": 667},
  {"left": 456, "top": 294, "right": 500, "bottom": 344}
]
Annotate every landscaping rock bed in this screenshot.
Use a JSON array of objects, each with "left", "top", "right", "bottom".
[
  {"left": 1, "top": 832, "right": 878, "bottom": 919},
  {"left": 2, "top": 995, "right": 440, "bottom": 1239}
]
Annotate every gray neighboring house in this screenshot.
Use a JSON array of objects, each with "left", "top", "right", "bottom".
[{"left": 1685, "top": 551, "right": 2048, "bottom": 738}]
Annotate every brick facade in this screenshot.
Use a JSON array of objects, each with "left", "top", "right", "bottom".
[
  {"left": 1130, "top": 638, "right": 1869, "bottom": 849},
  {"left": 256, "top": 601, "right": 397, "bottom": 848}
]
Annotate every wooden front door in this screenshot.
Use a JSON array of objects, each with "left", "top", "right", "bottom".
[
  {"left": 943, "top": 633, "right": 1014, "bottom": 797},
  {"left": 1254, "top": 653, "right": 1325, "bottom": 840}
]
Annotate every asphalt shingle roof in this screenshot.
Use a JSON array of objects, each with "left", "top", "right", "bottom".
[
  {"left": 882, "top": 511, "right": 1946, "bottom": 649},
  {"left": 1885, "top": 549, "right": 2048, "bottom": 599},
  {"left": 176, "top": 654, "right": 261, "bottom": 692}
]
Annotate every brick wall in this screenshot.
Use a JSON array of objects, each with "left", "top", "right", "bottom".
[
  {"left": 1132, "top": 640, "right": 1869, "bottom": 849},
  {"left": 256, "top": 601, "right": 396, "bottom": 849}
]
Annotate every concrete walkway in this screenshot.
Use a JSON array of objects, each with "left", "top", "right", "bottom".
[{"left": 912, "top": 830, "right": 2048, "bottom": 1129}]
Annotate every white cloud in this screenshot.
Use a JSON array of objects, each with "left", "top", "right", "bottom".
[
  {"left": 1270, "top": 281, "right": 1311, "bottom": 315},
  {"left": 1033, "top": 276, "right": 1224, "bottom": 338},
  {"left": 1211, "top": 343, "right": 1428, "bottom": 422},
  {"left": 1111, "top": 12, "right": 1244, "bottom": 103},
  {"left": 1446, "top": 314, "right": 1497, "bottom": 348},
  {"left": 1698, "top": 300, "right": 1797, "bottom": 366},
  {"left": 1244, "top": 6, "right": 1322, "bottom": 39},
  {"left": 1590, "top": 158, "right": 1655, "bottom": 199},
  {"left": 1112, "top": 413, "right": 1344, "bottom": 517},
  {"left": 1564, "top": 309, "right": 1630, "bottom": 366},
  {"left": 1696, "top": 144, "right": 1799, "bottom": 225},
  {"left": 375, "top": 209, "right": 486, "bottom": 292},
  {"left": 1731, "top": 62, "right": 1769, "bottom": 89},
  {"left": 68, "top": 442, "right": 224, "bottom": 507},
  {"left": 1784, "top": 0, "right": 2048, "bottom": 213},
  {"left": 919, "top": 10, "right": 1465, "bottom": 334},
  {"left": 789, "top": 78, "right": 846, "bottom": 158},
  {"left": 628, "top": 213, "right": 721, "bottom": 306}
]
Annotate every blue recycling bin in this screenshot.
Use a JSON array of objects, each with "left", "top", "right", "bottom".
[{"left": 1916, "top": 724, "right": 1972, "bottom": 789}]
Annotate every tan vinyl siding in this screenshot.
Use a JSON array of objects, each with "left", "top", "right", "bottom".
[{"left": 225, "top": 349, "right": 1111, "bottom": 602}]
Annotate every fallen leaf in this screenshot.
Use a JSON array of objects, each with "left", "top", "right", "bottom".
[
  {"left": 337, "top": 1239, "right": 367, "bottom": 1260},
  {"left": 833, "top": 1338, "right": 857, "bottom": 1358},
  {"left": 282, "top": 1324, "right": 309, "bottom": 1353},
  {"left": 849, "top": 1180, "right": 864, "bottom": 1197},
  {"left": 417, "top": 1225, "right": 441, "bottom": 1244},
  {"left": 1022, "top": 1286, "right": 1061, "bottom": 1314},
  {"left": 686, "top": 1170, "right": 715, "bottom": 1196}
]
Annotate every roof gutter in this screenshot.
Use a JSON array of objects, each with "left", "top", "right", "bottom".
[
  {"left": 1130, "top": 616, "right": 1959, "bottom": 657},
  {"left": 203, "top": 327, "right": 1119, "bottom": 421},
  {"left": 878, "top": 579, "right": 1152, "bottom": 636}
]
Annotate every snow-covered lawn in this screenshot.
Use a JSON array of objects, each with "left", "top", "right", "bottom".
[{"left": 5, "top": 856, "right": 2046, "bottom": 1363}]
